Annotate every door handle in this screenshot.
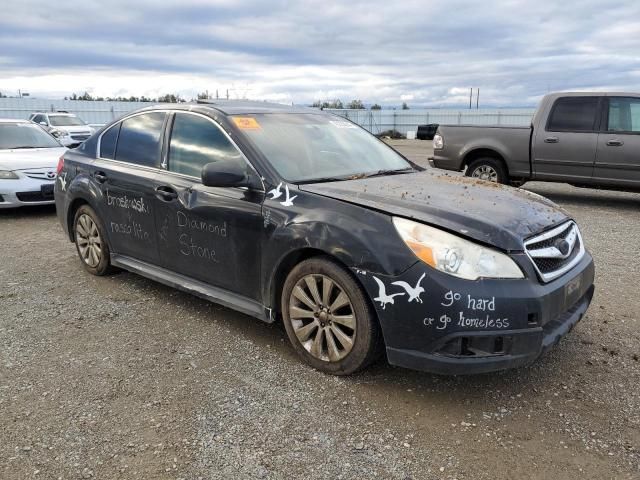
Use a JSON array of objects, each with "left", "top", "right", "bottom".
[
  {"left": 544, "top": 136, "right": 559, "bottom": 144},
  {"left": 606, "top": 139, "right": 624, "bottom": 147},
  {"left": 93, "top": 171, "right": 107, "bottom": 183},
  {"left": 155, "top": 186, "right": 178, "bottom": 201}
]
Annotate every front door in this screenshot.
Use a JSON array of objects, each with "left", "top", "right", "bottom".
[
  {"left": 532, "top": 96, "right": 601, "bottom": 182},
  {"left": 153, "top": 112, "right": 264, "bottom": 300},
  {"left": 93, "top": 111, "right": 167, "bottom": 266},
  {"left": 594, "top": 96, "right": 640, "bottom": 188}
]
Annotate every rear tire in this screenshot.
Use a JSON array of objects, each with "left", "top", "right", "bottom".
[
  {"left": 466, "top": 157, "right": 508, "bottom": 184},
  {"left": 73, "top": 204, "right": 114, "bottom": 276},
  {"left": 281, "top": 257, "right": 382, "bottom": 375}
]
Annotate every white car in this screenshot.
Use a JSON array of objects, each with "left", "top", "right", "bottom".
[
  {"left": 0, "top": 119, "right": 67, "bottom": 208},
  {"left": 29, "top": 112, "right": 95, "bottom": 148}
]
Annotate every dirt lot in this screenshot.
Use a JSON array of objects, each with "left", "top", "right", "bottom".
[{"left": 1, "top": 140, "right": 639, "bottom": 479}]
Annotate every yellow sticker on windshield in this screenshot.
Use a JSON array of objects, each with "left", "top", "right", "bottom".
[{"left": 233, "top": 117, "right": 261, "bottom": 130}]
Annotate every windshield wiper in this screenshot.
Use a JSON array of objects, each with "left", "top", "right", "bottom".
[
  {"left": 356, "top": 167, "right": 415, "bottom": 179},
  {"left": 296, "top": 168, "right": 415, "bottom": 185}
]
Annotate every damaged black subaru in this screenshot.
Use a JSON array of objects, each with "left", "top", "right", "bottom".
[{"left": 54, "top": 102, "right": 595, "bottom": 375}]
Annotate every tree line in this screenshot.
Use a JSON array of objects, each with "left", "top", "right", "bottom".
[{"left": 312, "top": 99, "right": 409, "bottom": 110}]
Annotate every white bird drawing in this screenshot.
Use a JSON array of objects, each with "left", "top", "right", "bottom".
[
  {"left": 392, "top": 273, "right": 426, "bottom": 303},
  {"left": 268, "top": 182, "right": 283, "bottom": 200},
  {"left": 373, "top": 276, "right": 405, "bottom": 309},
  {"left": 58, "top": 173, "right": 67, "bottom": 191},
  {"left": 280, "top": 184, "right": 297, "bottom": 207}
]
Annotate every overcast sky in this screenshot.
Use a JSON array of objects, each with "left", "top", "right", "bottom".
[{"left": 1, "top": 0, "right": 639, "bottom": 107}]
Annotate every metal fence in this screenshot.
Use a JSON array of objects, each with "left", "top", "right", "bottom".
[
  {"left": 0, "top": 98, "right": 536, "bottom": 135},
  {"left": 0, "top": 98, "right": 158, "bottom": 127},
  {"left": 326, "top": 108, "right": 536, "bottom": 136}
]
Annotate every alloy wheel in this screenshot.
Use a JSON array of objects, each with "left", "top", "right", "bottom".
[
  {"left": 471, "top": 165, "right": 498, "bottom": 182},
  {"left": 288, "top": 274, "right": 356, "bottom": 362},
  {"left": 76, "top": 213, "right": 102, "bottom": 268}
]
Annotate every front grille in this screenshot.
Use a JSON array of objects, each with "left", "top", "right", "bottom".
[
  {"left": 525, "top": 221, "right": 584, "bottom": 282},
  {"left": 16, "top": 191, "right": 49, "bottom": 202}
]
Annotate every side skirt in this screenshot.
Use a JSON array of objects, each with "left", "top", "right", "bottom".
[{"left": 111, "top": 253, "right": 271, "bottom": 322}]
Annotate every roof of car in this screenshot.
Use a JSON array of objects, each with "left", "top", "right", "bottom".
[
  {"left": 138, "top": 100, "right": 316, "bottom": 116},
  {"left": 0, "top": 118, "right": 29, "bottom": 123}
]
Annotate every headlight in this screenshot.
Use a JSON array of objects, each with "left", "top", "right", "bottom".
[
  {"left": 433, "top": 133, "right": 444, "bottom": 149},
  {"left": 51, "top": 129, "right": 69, "bottom": 138},
  {"left": 0, "top": 170, "right": 19, "bottom": 179},
  {"left": 393, "top": 217, "right": 523, "bottom": 280}
]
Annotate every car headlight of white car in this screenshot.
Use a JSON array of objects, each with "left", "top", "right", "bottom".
[
  {"left": 50, "top": 129, "right": 70, "bottom": 139},
  {"left": 393, "top": 217, "right": 524, "bottom": 280},
  {"left": 0, "top": 170, "right": 19, "bottom": 180}
]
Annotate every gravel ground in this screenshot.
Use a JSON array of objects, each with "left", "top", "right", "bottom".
[{"left": 1, "top": 139, "right": 639, "bottom": 479}]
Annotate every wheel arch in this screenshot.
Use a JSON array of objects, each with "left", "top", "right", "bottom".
[
  {"left": 462, "top": 148, "right": 509, "bottom": 176},
  {"left": 268, "top": 247, "right": 379, "bottom": 325},
  {"left": 66, "top": 197, "right": 92, "bottom": 242}
]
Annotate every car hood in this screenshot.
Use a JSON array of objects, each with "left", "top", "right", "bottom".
[
  {"left": 300, "top": 170, "right": 569, "bottom": 251},
  {"left": 54, "top": 125, "right": 92, "bottom": 134},
  {"left": 0, "top": 147, "right": 67, "bottom": 171}
]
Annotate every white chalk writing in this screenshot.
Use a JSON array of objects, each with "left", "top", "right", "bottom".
[
  {"left": 177, "top": 211, "right": 227, "bottom": 237},
  {"left": 179, "top": 234, "right": 219, "bottom": 262},
  {"left": 106, "top": 190, "right": 149, "bottom": 214}
]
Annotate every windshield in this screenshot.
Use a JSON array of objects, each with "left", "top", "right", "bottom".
[
  {"left": 234, "top": 113, "right": 412, "bottom": 183},
  {"left": 0, "top": 123, "right": 61, "bottom": 149},
  {"left": 49, "top": 115, "right": 87, "bottom": 126}
]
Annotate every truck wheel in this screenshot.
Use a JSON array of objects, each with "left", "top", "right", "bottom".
[
  {"left": 281, "top": 257, "right": 383, "bottom": 375},
  {"left": 466, "top": 158, "right": 508, "bottom": 184},
  {"left": 73, "top": 204, "right": 114, "bottom": 276}
]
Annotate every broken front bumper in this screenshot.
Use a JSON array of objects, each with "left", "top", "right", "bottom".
[{"left": 354, "top": 250, "right": 595, "bottom": 375}]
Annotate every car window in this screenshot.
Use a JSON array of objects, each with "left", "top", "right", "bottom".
[
  {"left": 49, "top": 115, "right": 87, "bottom": 127},
  {"left": 0, "top": 123, "right": 61, "bottom": 149},
  {"left": 100, "top": 123, "right": 120, "bottom": 159},
  {"left": 607, "top": 97, "right": 640, "bottom": 133},
  {"left": 32, "top": 114, "right": 44, "bottom": 124},
  {"left": 547, "top": 97, "right": 599, "bottom": 132},
  {"left": 168, "top": 113, "right": 244, "bottom": 178},
  {"left": 115, "top": 112, "right": 166, "bottom": 167}
]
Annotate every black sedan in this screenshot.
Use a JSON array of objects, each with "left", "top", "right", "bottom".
[{"left": 54, "top": 101, "right": 595, "bottom": 375}]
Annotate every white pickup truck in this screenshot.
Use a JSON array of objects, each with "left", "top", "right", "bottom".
[{"left": 429, "top": 92, "right": 640, "bottom": 191}]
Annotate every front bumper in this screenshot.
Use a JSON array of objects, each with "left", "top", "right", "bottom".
[
  {"left": 0, "top": 178, "right": 56, "bottom": 208},
  {"left": 354, "top": 250, "right": 595, "bottom": 375}
]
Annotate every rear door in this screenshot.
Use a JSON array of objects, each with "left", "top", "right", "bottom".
[
  {"left": 93, "top": 111, "right": 167, "bottom": 265},
  {"left": 532, "top": 96, "right": 601, "bottom": 181},
  {"left": 152, "top": 111, "right": 264, "bottom": 300},
  {"left": 594, "top": 96, "right": 640, "bottom": 187}
]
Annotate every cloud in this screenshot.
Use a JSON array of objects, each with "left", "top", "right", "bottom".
[{"left": 0, "top": 0, "right": 638, "bottom": 106}]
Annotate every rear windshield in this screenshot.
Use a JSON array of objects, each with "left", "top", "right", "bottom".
[
  {"left": 234, "top": 113, "right": 411, "bottom": 183},
  {"left": 0, "top": 123, "right": 61, "bottom": 149},
  {"left": 49, "top": 115, "right": 87, "bottom": 126}
]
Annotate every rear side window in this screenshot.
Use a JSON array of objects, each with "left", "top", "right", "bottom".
[
  {"left": 115, "top": 112, "right": 166, "bottom": 167},
  {"left": 607, "top": 97, "right": 640, "bottom": 133},
  {"left": 99, "top": 123, "right": 120, "bottom": 159},
  {"left": 547, "top": 97, "right": 599, "bottom": 132},
  {"left": 168, "top": 113, "right": 244, "bottom": 178}
]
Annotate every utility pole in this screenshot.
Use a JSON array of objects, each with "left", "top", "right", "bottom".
[
  {"left": 476, "top": 88, "right": 480, "bottom": 109},
  {"left": 216, "top": 89, "right": 219, "bottom": 99},
  {"left": 469, "top": 88, "right": 472, "bottom": 109},
  {"left": 226, "top": 89, "right": 229, "bottom": 100}
]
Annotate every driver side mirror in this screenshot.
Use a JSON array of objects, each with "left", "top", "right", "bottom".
[{"left": 201, "top": 160, "right": 261, "bottom": 189}]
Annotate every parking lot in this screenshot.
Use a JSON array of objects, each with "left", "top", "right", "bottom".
[{"left": 1, "top": 139, "right": 639, "bottom": 479}]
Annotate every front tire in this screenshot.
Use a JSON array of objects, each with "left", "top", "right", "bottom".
[
  {"left": 281, "top": 257, "right": 382, "bottom": 375},
  {"left": 466, "top": 157, "right": 508, "bottom": 184},
  {"left": 73, "top": 204, "right": 113, "bottom": 276}
]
